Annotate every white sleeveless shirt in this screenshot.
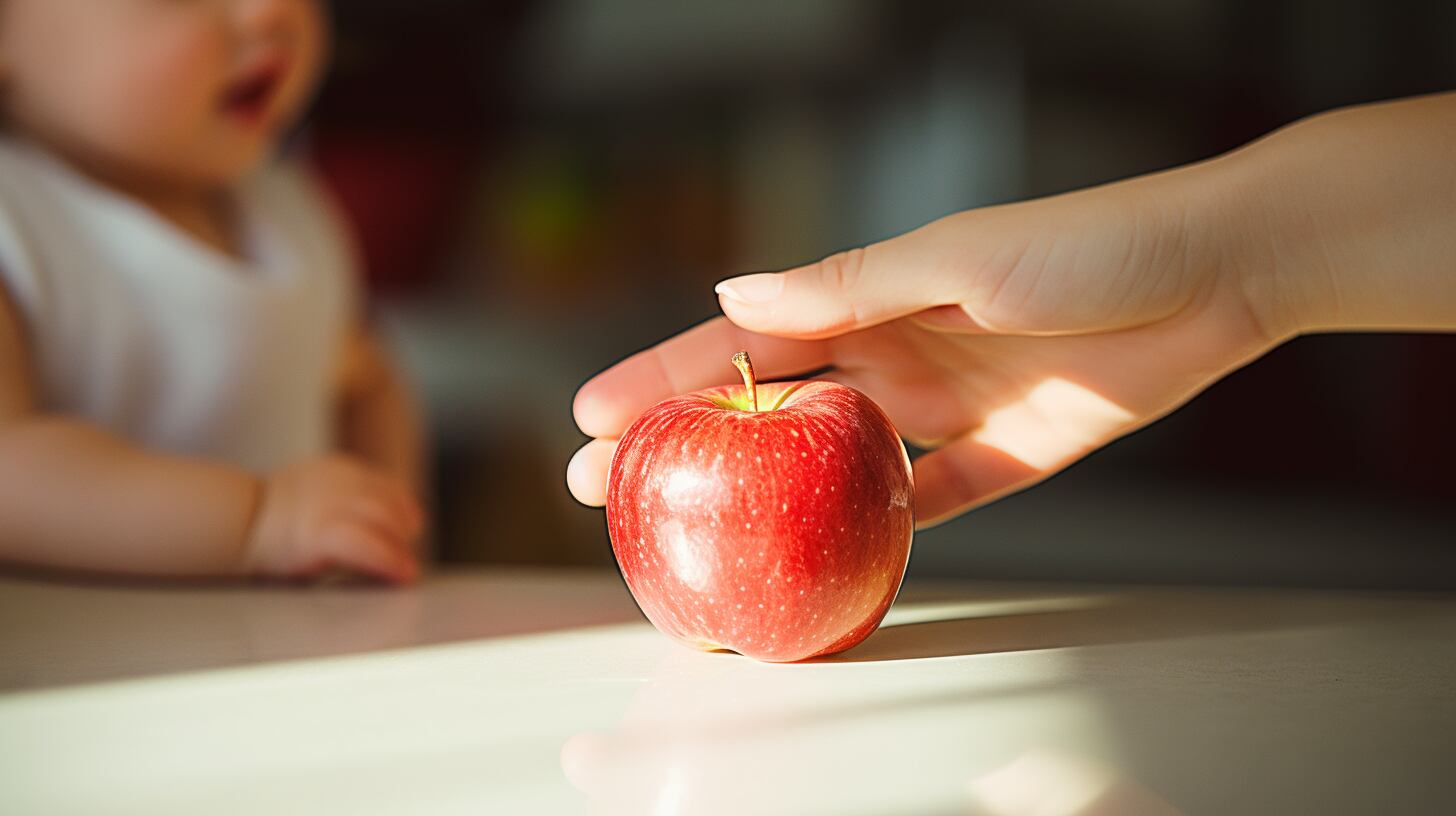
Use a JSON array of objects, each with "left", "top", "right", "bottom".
[{"left": 0, "top": 139, "right": 355, "bottom": 473}]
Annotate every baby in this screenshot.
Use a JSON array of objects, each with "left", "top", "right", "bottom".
[{"left": 0, "top": 0, "right": 425, "bottom": 583}]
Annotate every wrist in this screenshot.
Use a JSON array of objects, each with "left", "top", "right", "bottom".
[
  {"left": 1202, "top": 95, "right": 1456, "bottom": 337},
  {"left": 1184, "top": 133, "right": 1324, "bottom": 344},
  {"left": 239, "top": 473, "right": 282, "bottom": 576}
]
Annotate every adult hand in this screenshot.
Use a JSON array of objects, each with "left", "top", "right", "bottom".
[
  {"left": 569, "top": 93, "right": 1456, "bottom": 526},
  {"left": 571, "top": 164, "right": 1271, "bottom": 525}
]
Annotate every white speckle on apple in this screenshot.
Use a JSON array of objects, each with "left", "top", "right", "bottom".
[
  {"left": 736, "top": 603, "right": 742, "bottom": 609},
  {"left": 739, "top": 585, "right": 746, "bottom": 591},
  {"left": 790, "top": 429, "right": 799, "bottom": 437},
  {"left": 799, "top": 590, "right": 805, "bottom": 596},
  {"left": 756, "top": 455, "right": 763, "bottom": 463},
  {"left": 736, "top": 556, "right": 744, "bottom": 564},
  {"left": 830, "top": 486, "right": 836, "bottom": 492},
  {"left": 781, "top": 503, "right": 788, "bottom": 512},
  {"left": 745, "top": 522, "right": 752, "bottom": 530},
  {"left": 758, "top": 603, "right": 764, "bottom": 609},
  {"left": 737, "top": 477, "right": 744, "bottom": 486},
  {"left": 779, "top": 605, "right": 786, "bottom": 611},
  {"left": 801, "top": 451, "right": 808, "bottom": 458}
]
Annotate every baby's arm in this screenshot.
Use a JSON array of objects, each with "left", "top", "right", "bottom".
[
  {"left": 0, "top": 286, "right": 420, "bottom": 581},
  {"left": 335, "top": 325, "right": 426, "bottom": 494},
  {"left": 0, "top": 286, "right": 258, "bottom": 575}
]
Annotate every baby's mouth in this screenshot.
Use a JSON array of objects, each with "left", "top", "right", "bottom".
[{"left": 221, "top": 59, "right": 287, "bottom": 128}]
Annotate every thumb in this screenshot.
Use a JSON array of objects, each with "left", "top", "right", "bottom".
[{"left": 714, "top": 219, "right": 980, "bottom": 339}]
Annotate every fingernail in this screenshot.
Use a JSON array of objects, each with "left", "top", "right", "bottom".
[{"left": 715, "top": 273, "right": 783, "bottom": 305}]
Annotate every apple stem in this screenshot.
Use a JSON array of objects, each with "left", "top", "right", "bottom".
[{"left": 732, "top": 351, "right": 759, "bottom": 412}]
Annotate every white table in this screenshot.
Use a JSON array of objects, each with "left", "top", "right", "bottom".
[{"left": 2, "top": 568, "right": 1454, "bottom": 815}]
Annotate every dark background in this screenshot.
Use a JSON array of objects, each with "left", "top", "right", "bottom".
[{"left": 305, "top": 0, "right": 1456, "bottom": 588}]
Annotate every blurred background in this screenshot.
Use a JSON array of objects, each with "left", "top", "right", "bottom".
[{"left": 306, "top": 0, "right": 1456, "bottom": 589}]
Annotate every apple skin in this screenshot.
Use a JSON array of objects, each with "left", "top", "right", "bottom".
[{"left": 606, "top": 379, "right": 913, "bottom": 662}]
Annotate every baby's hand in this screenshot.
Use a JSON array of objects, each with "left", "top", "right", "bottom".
[{"left": 244, "top": 455, "right": 424, "bottom": 584}]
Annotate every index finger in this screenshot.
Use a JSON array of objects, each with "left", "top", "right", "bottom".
[{"left": 573, "top": 316, "right": 832, "bottom": 439}]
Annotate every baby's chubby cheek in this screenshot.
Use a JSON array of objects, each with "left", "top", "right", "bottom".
[
  {"left": 5, "top": 27, "right": 233, "bottom": 181},
  {"left": 84, "top": 35, "right": 246, "bottom": 178},
  {"left": 1, "top": 0, "right": 329, "bottom": 185}
]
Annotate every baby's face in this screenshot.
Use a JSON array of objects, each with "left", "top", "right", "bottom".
[{"left": 0, "top": 0, "right": 327, "bottom": 188}]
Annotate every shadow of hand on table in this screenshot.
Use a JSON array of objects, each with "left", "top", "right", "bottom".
[
  {"left": 817, "top": 587, "right": 1395, "bottom": 663},
  {"left": 562, "top": 586, "right": 1429, "bottom": 815}
]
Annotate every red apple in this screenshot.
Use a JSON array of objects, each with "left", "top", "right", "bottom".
[{"left": 606, "top": 351, "right": 914, "bottom": 662}]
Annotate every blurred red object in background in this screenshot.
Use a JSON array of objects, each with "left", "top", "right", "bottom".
[{"left": 310, "top": 133, "right": 475, "bottom": 296}]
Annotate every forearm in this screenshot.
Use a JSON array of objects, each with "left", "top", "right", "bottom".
[
  {"left": 0, "top": 418, "right": 260, "bottom": 576},
  {"left": 1215, "top": 92, "right": 1456, "bottom": 337}
]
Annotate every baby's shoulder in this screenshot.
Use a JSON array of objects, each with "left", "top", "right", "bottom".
[
  {"left": 0, "top": 141, "right": 33, "bottom": 220},
  {"left": 0, "top": 138, "right": 64, "bottom": 206},
  {"left": 0, "top": 141, "right": 47, "bottom": 262},
  {"left": 0, "top": 138, "right": 93, "bottom": 248},
  {"left": 244, "top": 154, "right": 356, "bottom": 265},
  {"left": 247, "top": 155, "right": 336, "bottom": 215},
  {"left": 0, "top": 140, "right": 56, "bottom": 311}
]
